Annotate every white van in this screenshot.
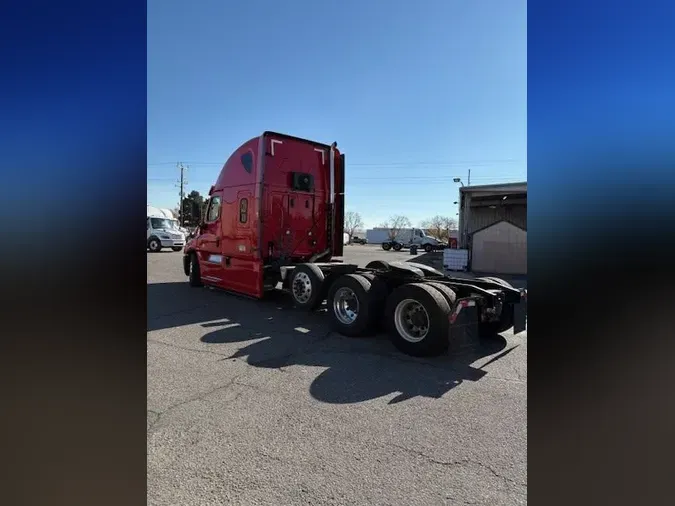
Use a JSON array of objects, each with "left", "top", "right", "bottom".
[{"left": 147, "top": 212, "right": 185, "bottom": 252}]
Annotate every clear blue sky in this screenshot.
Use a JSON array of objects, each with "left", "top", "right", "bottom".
[{"left": 148, "top": 0, "right": 526, "bottom": 228}]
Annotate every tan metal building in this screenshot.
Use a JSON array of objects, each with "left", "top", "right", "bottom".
[{"left": 457, "top": 182, "right": 527, "bottom": 275}]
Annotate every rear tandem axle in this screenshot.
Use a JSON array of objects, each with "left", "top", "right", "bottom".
[{"left": 278, "top": 260, "right": 526, "bottom": 357}]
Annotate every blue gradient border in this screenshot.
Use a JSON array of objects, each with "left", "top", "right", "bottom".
[
  {"left": 1, "top": 2, "right": 148, "bottom": 506},
  {"left": 528, "top": 1, "right": 674, "bottom": 504}
]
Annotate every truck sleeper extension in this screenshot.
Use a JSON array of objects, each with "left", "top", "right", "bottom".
[{"left": 184, "top": 132, "right": 527, "bottom": 357}]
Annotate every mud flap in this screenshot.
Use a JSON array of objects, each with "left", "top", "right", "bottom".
[
  {"left": 513, "top": 299, "right": 527, "bottom": 334},
  {"left": 448, "top": 304, "right": 481, "bottom": 353}
]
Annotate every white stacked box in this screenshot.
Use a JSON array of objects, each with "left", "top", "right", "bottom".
[{"left": 443, "top": 249, "right": 469, "bottom": 272}]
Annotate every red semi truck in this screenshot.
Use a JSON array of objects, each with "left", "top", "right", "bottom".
[{"left": 184, "top": 132, "right": 526, "bottom": 357}]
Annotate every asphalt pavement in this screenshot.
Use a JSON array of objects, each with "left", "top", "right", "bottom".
[{"left": 147, "top": 245, "right": 527, "bottom": 505}]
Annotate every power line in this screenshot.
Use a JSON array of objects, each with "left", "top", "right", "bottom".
[
  {"left": 345, "top": 175, "right": 523, "bottom": 181},
  {"left": 149, "top": 176, "right": 524, "bottom": 187},
  {"left": 148, "top": 174, "right": 523, "bottom": 182},
  {"left": 147, "top": 158, "right": 522, "bottom": 168}
]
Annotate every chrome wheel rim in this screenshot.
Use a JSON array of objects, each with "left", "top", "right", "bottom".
[
  {"left": 292, "top": 272, "right": 313, "bottom": 304},
  {"left": 394, "top": 298, "right": 430, "bottom": 342},
  {"left": 333, "top": 287, "right": 359, "bottom": 324}
]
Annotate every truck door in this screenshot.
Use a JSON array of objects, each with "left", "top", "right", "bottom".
[
  {"left": 220, "top": 189, "right": 260, "bottom": 295},
  {"left": 196, "top": 194, "right": 224, "bottom": 284},
  {"left": 415, "top": 229, "right": 424, "bottom": 245}
]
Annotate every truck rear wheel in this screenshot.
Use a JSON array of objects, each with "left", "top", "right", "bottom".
[
  {"left": 358, "top": 272, "right": 390, "bottom": 330},
  {"left": 477, "top": 277, "right": 514, "bottom": 335},
  {"left": 365, "top": 260, "right": 390, "bottom": 271},
  {"left": 326, "top": 274, "right": 383, "bottom": 337},
  {"left": 423, "top": 282, "right": 457, "bottom": 307},
  {"left": 478, "top": 276, "right": 514, "bottom": 289},
  {"left": 392, "top": 242, "right": 403, "bottom": 251},
  {"left": 289, "top": 264, "right": 325, "bottom": 310},
  {"left": 382, "top": 242, "right": 392, "bottom": 251},
  {"left": 384, "top": 283, "right": 452, "bottom": 357},
  {"left": 423, "top": 243, "right": 434, "bottom": 253}
]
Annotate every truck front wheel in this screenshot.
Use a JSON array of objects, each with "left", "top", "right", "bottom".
[
  {"left": 148, "top": 237, "right": 162, "bottom": 253},
  {"left": 423, "top": 243, "right": 434, "bottom": 253},
  {"left": 289, "top": 264, "right": 325, "bottom": 310},
  {"left": 188, "top": 253, "right": 203, "bottom": 287}
]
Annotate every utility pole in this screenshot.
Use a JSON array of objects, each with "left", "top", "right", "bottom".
[
  {"left": 176, "top": 162, "right": 188, "bottom": 226},
  {"left": 468, "top": 168, "right": 471, "bottom": 187}
]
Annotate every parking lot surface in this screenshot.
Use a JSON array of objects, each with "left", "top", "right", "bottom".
[{"left": 147, "top": 245, "right": 527, "bottom": 505}]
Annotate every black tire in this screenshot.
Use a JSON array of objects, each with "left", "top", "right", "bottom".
[
  {"left": 172, "top": 247, "right": 182, "bottom": 252},
  {"left": 392, "top": 242, "right": 403, "bottom": 251},
  {"left": 423, "top": 243, "right": 434, "bottom": 253},
  {"left": 382, "top": 242, "right": 392, "bottom": 251},
  {"left": 479, "top": 308, "right": 514, "bottom": 337},
  {"left": 476, "top": 277, "right": 514, "bottom": 336},
  {"left": 405, "top": 262, "right": 445, "bottom": 277},
  {"left": 423, "top": 282, "right": 457, "bottom": 307},
  {"left": 188, "top": 253, "right": 203, "bottom": 287},
  {"left": 148, "top": 237, "right": 162, "bottom": 253},
  {"left": 326, "top": 274, "right": 383, "bottom": 337},
  {"left": 478, "top": 276, "right": 514, "bottom": 289},
  {"left": 365, "top": 260, "right": 390, "bottom": 271},
  {"left": 289, "top": 263, "right": 325, "bottom": 310},
  {"left": 358, "top": 272, "right": 390, "bottom": 329},
  {"left": 384, "top": 283, "right": 452, "bottom": 357}
]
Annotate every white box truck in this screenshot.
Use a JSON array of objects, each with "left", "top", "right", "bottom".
[
  {"left": 367, "top": 227, "right": 443, "bottom": 253},
  {"left": 147, "top": 205, "right": 186, "bottom": 252}
]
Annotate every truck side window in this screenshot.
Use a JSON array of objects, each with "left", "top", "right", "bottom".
[
  {"left": 239, "top": 198, "right": 248, "bottom": 223},
  {"left": 206, "top": 196, "right": 221, "bottom": 223},
  {"left": 241, "top": 152, "right": 253, "bottom": 174}
]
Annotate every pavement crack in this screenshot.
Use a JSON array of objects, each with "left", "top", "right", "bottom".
[
  {"left": 147, "top": 374, "right": 248, "bottom": 431},
  {"left": 147, "top": 410, "right": 160, "bottom": 430},
  {"left": 387, "top": 442, "right": 527, "bottom": 490},
  {"left": 482, "top": 376, "right": 526, "bottom": 385}
]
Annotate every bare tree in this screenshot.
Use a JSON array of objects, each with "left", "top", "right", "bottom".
[
  {"left": 380, "top": 214, "right": 411, "bottom": 241},
  {"left": 344, "top": 211, "right": 364, "bottom": 242},
  {"left": 420, "top": 215, "right": 458, "bottom": 241}
]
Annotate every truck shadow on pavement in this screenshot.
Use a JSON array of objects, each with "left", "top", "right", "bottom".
[{"left": 148, "top": 282, "right": 519, "bottom": 405}]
